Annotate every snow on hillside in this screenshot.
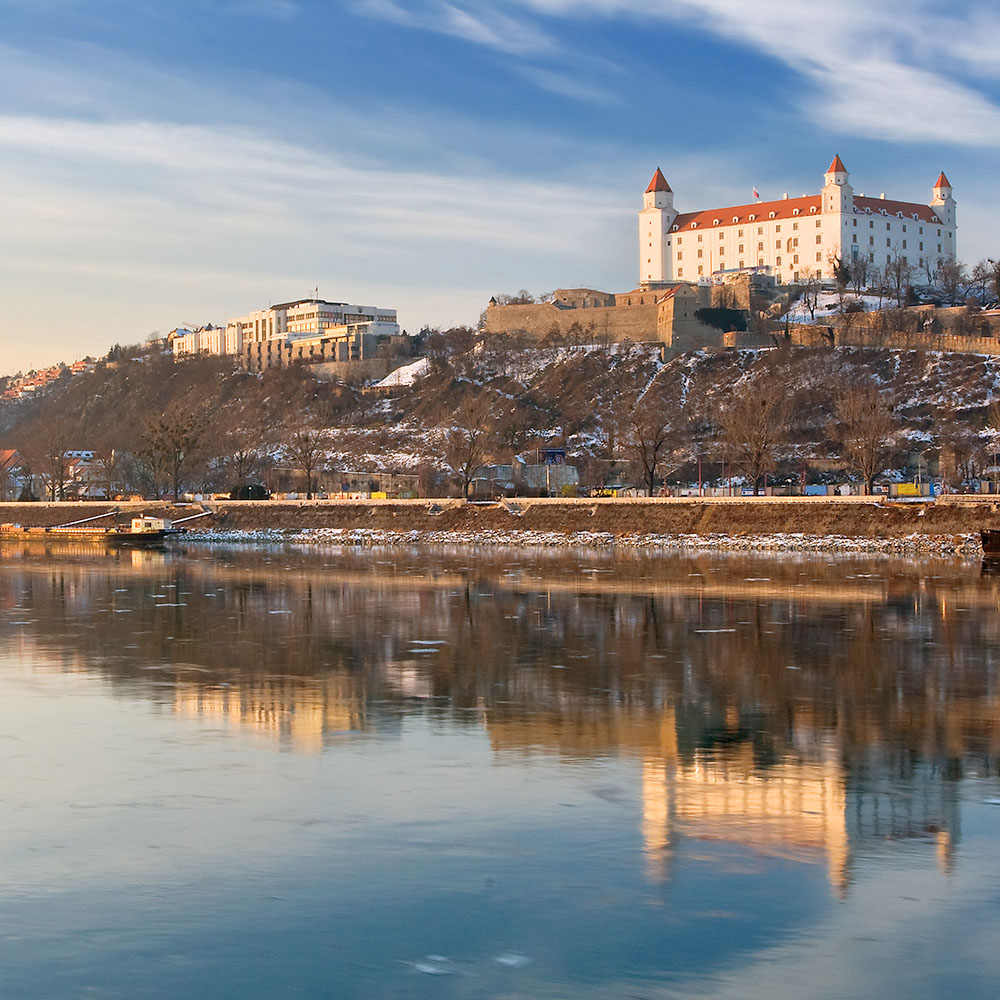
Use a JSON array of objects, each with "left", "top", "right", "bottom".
[
  {"left": 375, "top": 357, "right": 430, "bottom": 387},
  {"left": 785, "top": 292, "right": 890, "bottom": 323}
]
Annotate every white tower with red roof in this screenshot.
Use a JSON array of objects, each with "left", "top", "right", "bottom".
[
  {"left": 931, "top": 172, "right": 955, "bottom": 228},
  {"left": 639, "top": 167, "right": 677, "bottom": 288}
]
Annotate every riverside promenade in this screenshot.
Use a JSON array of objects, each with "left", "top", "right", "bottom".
[{"left": 2, "top": 495, "right": 995, "bottom": 555}]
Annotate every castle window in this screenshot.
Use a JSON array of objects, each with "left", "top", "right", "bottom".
[
  {"left": 733, "top": 216, "right": 739, "bottom": 224},
  {"left": 869, "top": 236, "right": 874, "bottom": 245},
  {"left": 678, "top": 268, "right": 683, "bottom": 277},
  {"left": 691, "top": 222, "right": 698, "bottom": 228},
  {"left": 776, "top": 256, "right": 782, "bottom": 266},
  {"left": 937, "top": 229, "right": 941, "bottom": 236},
  {"left": 886, "top": 222, "right": 891, "bottom": 230},
  {"left": 853, "top": 234, "right": 857, "bottom": 243},
  {"left": 757, "top": 242, "right": 764, "bottom": 251},
  {"left": 816, "top": 219, "right": 821, "bottom": 227},
  {"left": 672, "top": 225, "right": 679, "bottom": 231},
  {"left": 793, "top": 209, "right": 800, "bottom": 216},
  {"left": 793, "top": 254, "right": 799, "bottom": 264},
  {"left": 775, "top": 240, "right": 781, "bottom": 249},
  {"left": 697, "top": 234, "right": 703, "bottom": 242},
  {"left": 719, "top": 231, "right": 724, "bottom": 240},
  {"left": 853, "top": 219, "right": 857, "bottom": 227},
  {"left": 713, "top": 218, "right": 720, "bottom": 225},
  {"left": 677, "top": 252, "right": 683, "bottom": 260},
  {"left": 816, "top": 235, "right": 822, "bottom": 244},
  {"left": 793, "top": 238, "right": 799, "bottom": 247},
  {"left": 776, "top": 225, "right": 781, "bottom": 233},
  {"left": 869, "top": 221, "right": 874, "bottom": 228},
  {"left": 810, "top": 206, "right": 817, "bottom": 213},
  {"left": 902, "top": 225, "right": 907, "bottom": 232},
  {"left": 938, "top": 244, "right": 942, "bottom": 252},
  {"left": 739, "top": 260, "right": 744, "bottom": 268},
  {"left": 738, "top": 244, "right": 744, "bottom": 253},
  {"left": 870, "top": 253, "right": 875, "bottom": 262},
  {"left": 886, "top": 239, "right": 891, "bottom": 247},
  {"left": 719, "top": 246, "right": 725, "bottom": 255},
  {"left": 677, "top": 236, "right": 682, "bottom": 243},
  {"left": 919, "top": 242, "right": 924, "bottom": 251},
  {"left": 738, "top": 228, "right": 744, "bottom": 236},
  {"left": 758, "top": 258, "right": 764, "bottom": 266},
  {"left": 793, "top": 222, "right": 799, "bottom": 230},
  {"left": 816, "top": 251, "right": 822, "bottom": 262},
  {"left": 913, "top": 213, "right": 919, "bottom": 220},
  {"left": 697, "top": 249, "right": 703, "bottom": 258},
  {"left": 769, "top": 211, "right": 776, "bottom": 218},
  {"left": 902, "top": 240, "right": 907, "bottom": 249},
  {"left": 920, "top": 227, "right": 924, "bottom": 234},
  {"left": 757, "top": 227, "right": 763, "bottom": 235},
  {"left": 749, "top": 214, "right": 756, "bottom": 221},
  {"left": 698, "top": 266, "right": 704, "bottom": 275}
]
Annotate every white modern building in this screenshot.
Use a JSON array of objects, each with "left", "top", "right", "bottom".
[
  {"left": 639, "top": 157, "right": 956, "bottom": 287},
  {"left": 170, "top": 297, "right": 399, "bottom": 361}
]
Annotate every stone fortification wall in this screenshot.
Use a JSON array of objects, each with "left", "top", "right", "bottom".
[{"left": 484, "top": 299, "right": 660, "bottom": 343}]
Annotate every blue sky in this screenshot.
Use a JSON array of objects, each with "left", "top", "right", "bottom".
[{"left": 3, "top": 0, "right": 1000, "bottom": 374}]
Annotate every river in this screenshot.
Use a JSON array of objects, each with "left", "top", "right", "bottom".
[{"left": 2, "top": 542, "right": 999, "bottom": 998}]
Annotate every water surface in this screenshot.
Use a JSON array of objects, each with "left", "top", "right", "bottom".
[{"left": 2, "top": 543, "right": 999, "bottom": 998}]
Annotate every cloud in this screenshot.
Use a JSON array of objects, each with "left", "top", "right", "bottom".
[
  {"left": 354, "top": 0, "right": 554, "bottom": 57},
  {"left": 356, "top": 0, "right": 1000, "bottom": 146}
]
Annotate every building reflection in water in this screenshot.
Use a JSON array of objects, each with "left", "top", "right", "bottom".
[{"left": 1, "top": 545, "right": 995, "bottom": 893}]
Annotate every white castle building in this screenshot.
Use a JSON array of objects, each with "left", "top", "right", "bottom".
[{"left": 639, "top": 156, "right": 956, "bottom": 288}]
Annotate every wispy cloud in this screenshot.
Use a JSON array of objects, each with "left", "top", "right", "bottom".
[
  {"left": 356, "top": 0, "right": 1000, "bottom": 146},
  {"left": 355, "top": 0, "right": 554, "bottom": 57}
]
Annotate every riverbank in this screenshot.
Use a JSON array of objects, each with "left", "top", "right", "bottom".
[{"left": 1, "top": 496, "right": 994, "bottom": 555}]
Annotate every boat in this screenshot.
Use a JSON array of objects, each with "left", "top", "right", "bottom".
[
  {"left": 982, "top": 529, "right": 1000, "bottom": 554},
  {"left": 0, "top": 516, "right": 186, "bottom": 547}
]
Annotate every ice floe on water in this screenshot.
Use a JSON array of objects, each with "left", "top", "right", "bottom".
[{"left": 180, "top": 526, "right": 982, "bottom": 557}]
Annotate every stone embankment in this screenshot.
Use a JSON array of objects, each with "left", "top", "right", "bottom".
[{"left": 2, "top": 496, "right": 995, "bottom": 556}]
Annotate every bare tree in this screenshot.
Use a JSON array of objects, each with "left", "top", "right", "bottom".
[
  {"left": 885, "top": 252, "right": 914, "bottom": 307},
  {"left": 832, "top": 381, "right": 897, "bottom": 494},
  {"left": 935, "top": 258, "right": 967, "bottom": 306},
  {"left": 138, "top": 407, "right": 205, "bottom": 502},
  {"left": 716, "top": 370, "right": 791, "bottom": 494},
  {"left": 219, "top": 406, "right": 270, "bottom": 493},
  {"left": 441, "top": 395, "right": 493, "bottom": 498},
  {"left": 20, "top": 416, "right": 75, "bottom": 500},
  {"left": 283, "top": 419, "right": 329, "bottom": 500},
  {"left": 621, "top": 377, "right": 687, "bottom": 495}
]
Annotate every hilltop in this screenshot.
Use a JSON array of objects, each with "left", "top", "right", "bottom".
[{"left": 1, "top": 333, "right": 998, "bottom": 498}]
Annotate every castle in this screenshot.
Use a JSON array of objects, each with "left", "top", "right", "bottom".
[{"left": 640, "top": 156, "right": 956, "bottom": 287}]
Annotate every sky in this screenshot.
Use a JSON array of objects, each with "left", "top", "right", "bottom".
[{"left": 3, "top": 0, "right": 1000, "bottom": 375}]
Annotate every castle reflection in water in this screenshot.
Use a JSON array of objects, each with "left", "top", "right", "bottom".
[{"left": 3, "top": 544, "right": 997, "bottom": 895}]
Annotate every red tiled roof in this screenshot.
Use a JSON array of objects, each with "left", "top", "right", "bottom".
[
  {"left": 646, "top": 168, "right": 672, "bottom": 194},
  {"left": 672, "top": 192, "right": 943, "bottom": 231},
  {"left": 853, "top": 196, "right": 941, "bottom": 224},
  {"left": 935, "top": 171, "right": 952, "bottom": 190},
  {"left": 673, "top": 195, "right": 820, "bottom": 230},
  {"left": 827, "top": 154, "right": 848, "bottom": 174}
]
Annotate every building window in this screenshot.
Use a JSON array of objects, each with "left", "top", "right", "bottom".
[
  {"left": 793, "top": 254, "right": 799, "bottom": 264},
  {"left": 757, "top": 242, "right": 764, "bottom": 251},
  {"left": 677, "top": 252, "right": 683, "bottom": 260},
  {"left": 719, "top": 246, "right": 725, "bottom": 255},
  {"left": 698, "top": 266, "right": 704, "bottom": 275},
  {"left": 853, "top": 219, "right": 857, "bottom": 227},
  {"left": 758, "top": 258, "right": 764, "bottom": 266},
  {"left": 738, "top": 244, "right": 744, "bottom": 253},
  {"left": 719, "top": 231, "right": 724, "bottom": 239},
  {"left": 815, "top": 220, "right": 821, "bottom": 227},
  {"left": 902, "top": 240, "right": 907, "bottom": 249},
  {"left": 697, "top": 234, "right": 703, "bottom": 242},
  {"left": 920, "top": 227, "right": 924, "bottom": 235},
  {"left": 870, "top": 253, "right": 875, "bottom": 262},
  {"left": 919, "top": 242, "right": 924, "bottom": 251},
  {"left": 738, "top": 229, "right": 744, "bottom": 236},
  {"left": 757, "top": 227, "right": 763, "bottom": 235},
  {"left": 937, "top": 229, "right": 941, "bottom": 236},
  {"left": 677, "top": 237, "right": 682, "bottom": 244},
  {"left": 678, "top": 268, "right": 683, "bottom": 277},
  {"left": 697, "top": 249, "right": 703, "bottom": 258},
  {"left": 776, "top": 256, "right": 782, "bottom": 266},
  {"left": 852, "top": 234, "right": 857, "bottom": 243},
  {"left": 776, "top": 225, "right": 781, "bottom": 233},
  {"left": 938, "top": 244, "right": 942, "bottom": 252},
  {"left": 902, "top": 225, "right": 907, "bottom": 232},
  {"left": 816, "top": 235, "right": 822, "bottom": 244},
  {"left": 869, "top": 236, "right": 874, "bottom": 246},
  {"left": 886, "top": 223, "right": 891, "bottom": 231},
  {"left": 869, "top": 221, "right": 874, "bottom": 228},
  {"left": 739, "top": 260, "right": 744, "bottom": 268},
  {"left": 887, "top": 239, "right": 891, "bottom": 247},
  {"left": 816, "top": 251, "right": 822, "bottom": 262},
  {"left": 775, "top": 240, "right": 781, "bottom": 249},
  {"left": 793, "top": 238, "right": 799, "bottom": 247}
]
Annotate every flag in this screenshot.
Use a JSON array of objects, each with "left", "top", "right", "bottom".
[{"left": 753, "top": 187, "right": 759, "bottom": 199}]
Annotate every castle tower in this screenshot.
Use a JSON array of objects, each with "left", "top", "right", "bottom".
[
  {"left": 822, "top": 154, "right": 853, "bottom": 215},
  {"left": 639, "top": 167, "right": 677, "bottom": 288},
  {"left": 931, "top": 171, "right": 956, "bottom": 229}
]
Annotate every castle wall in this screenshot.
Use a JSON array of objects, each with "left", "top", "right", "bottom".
[{"left": 484, "top": 300, "right": 660, "bottom": 343}]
